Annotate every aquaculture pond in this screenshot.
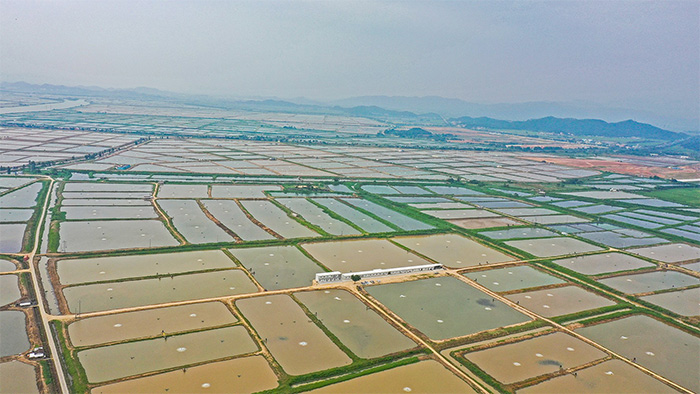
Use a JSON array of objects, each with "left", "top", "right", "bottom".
[
  {"left": 57, "top": 250, "right": 235, "bottom": 285},
  {"left": 312, "top": 198, "right": 394, "bottom": 233},
  {"left": 367, "top": 277, "right": 531, "bottom": 341},
  {"left": 0, "top": 361, "right": 39, "bottom": 394},
  {"left": 342, "top": 199, "right": 433, "bottom": 231},
  {"left": 0, "top": 182, "right": 42, "bottom": 208},
  {"left": 235, "top": 294, "right": 351, "bottom": 375},
  {"left": 394, "top": 233, "right": 514, "bottom": 268},
  {"left": 640, "top": 287, "right": 700, "bottom": 316},
  {"left": 295, "top": 289, "right": 416, "bottom": 358},
  {"left": 68, "top": 302, "right": 237, "bottom": 347},
  {"left": 505, "top": 237, "right": 603, "bottom": 257},
  {"left": 61, "top": 198, "right": 152, "bottom": 206},
  {"left": 92, "top": 355, "right": 278, "bottom": 394},
  {"left": 63, "top": 269, "right": 257, "bottom": 313},
  {"left": 0, "top": 274, "right": 20, "bottom": 306},
  {"left": 519, "top": 359, "right": 675, "bottom": 394},
  {"left": 308, "top": 360, "right": 477, "bottom": 393},
  {"left": 464, "top": 332, "right": 606, "bottom": 384},
  {"left": 463, "top": 265, "right": 566, "bottom": 292},
  {"left": 0, "top": 311, "right": 29, "bottom": 357},
  {"left": 157, "top": 184, "right": 208, "bottom": 198},
  {"left": 210, "top": 184, "right": 280, "bottom": 198},
  {"left": 576, "top": 315, "right": 700, "bottom": 392},
  {"left": 423, "top": 209, "right": 499, "bottom": 220},
  {"left": 506, "top": 286, "right": 615, "bottom": 317},
  {"left": 480, "top": 227, "right": 559, "bottom": 240},
  {"left": 201, "top": 200, "right": 274, "bottom": 241},
  {"left": 552, "top": 252, "right": 656, "bottom": 275},
  {"left": 302, "top": 238, "right": 431, "bottom": 272},
  {"left": 78, "top": 325, "right": 258, "bottom": 383},
  {"left": 64, "top": 182, "right": 153, "bottom": 193},
  {"left": 0, "top": 208, "right": 33, "bottom": 222},
  {"left": 277, "top": 198, "right": 359, "bottom": 236},
  {"left": 229, "top": 245, "right": 323, "bottom": 290},
  {"left": 158, "top": 199, "right": 232, "bottom": 244},
  {"left": 450, "top": 217, "right": 523, "bottom": 230},
  {"left": 0, "top": 258, "right": 16, "bottom": 272},
  {"left": 59, "top": 219, "right": 178, "bottom": 252},
  {"left": 628, "top": 243, "right": 700, "bottom": 263},
  {"left": 61, "top": 206, "right": 158, "bottom": 220},
  {"left": 0, "top": 223, "right": 26, "bottom": 253},
  {"left": 598, "top": 270, "right": 700, "bottom": 294},
  {"left": 240, "top": 200, "right": 319, "bottom": 238}
]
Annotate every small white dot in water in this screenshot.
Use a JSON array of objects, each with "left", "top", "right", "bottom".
[
  {"left": 229, "top": 287, "right": 236, "bottom": 290},
  {"left": 566, "top": 347, "right": 575, "bottom": 352},
  {"left": 189, "top": 314, "right": 197, "bottom": 317},
  {"left": 101, "top": 238, "right": 107, "bottom": 241},
  {"left": 324, "top": 290, "right": 330, "bottom": 294},
  {"left": 535, "top": 353, "right": 543, "bottom": 358},
  {"left": 456, "top": 260, "right": 462, "bottom": 264},
  {"left": 546, "top": 293, "right": 553, "bottom": 297},
  {"left": 605, "top": 371, "right": 614, "bottom": 375},
  {"left": 107, "top": 288, "right": 113, "bottom": 291},
  {"left": 646, "top": 351, "right": 655, "bottom": 356},
  {"left": 513, "top": 362, "right": 521, "bottom": 366},
  {"left": 481, "top": 254, "right": 487, "bottom": 257},
  {"left": 484, "top": 307, "right": 492, "bottom": 311},
  {"left": 197, "top": 259, "right": 203, "bottom": 262},
  {"left": 269, "top": 254, "right": 275, "bottom": 257},
  {"left": 525, "top": 295, "right": 532, "bottom": 299},
  {"left": 399, "top": 294, "right": 406, "bottom": 298},
  {"left": 403, "top": 387, "right": 412, "bottom": 392},
  {"left": 265, "top": 301, "right": 272, "bottom": 305},
  {"left": 141, "top": 233, "right": 146, "bottom": 237},
  {"left": 620, "top": 336, "right": 628, "bottom": 340},
  {"left": 435, "top": 283, "right": 442, "bottom": 287},
  {"left": 334, "top": 296, "right": 341, "bottom": 300},
  {"left": 177, "top": 347, "right": 187, "bottom": 352},
  {"left": 437, "top": 319, "right": 444, "bottom": 323},
  {"left": 493, "top": 282, "right": 500, "bottom": 285},
  {"left": 113, "top": 324, "right": 122, "bottom": 328},
  {"left": 299, "top": 341, "right": 308, "bottom": 346},
  {"left": 343, "top": 320, "right": 350, "bottom": 323},
  {"left": 264, "top": 263, "right": 270, "bottom": 266},
  {"left": 543, "top": 305, "right": 550, "bottom": 309},
  {"left": 201, "top": 383, "right": 211, "bottom": 388},
  {"left": 99, "top": 271, "right": 105, "bottom": 274},
  {"left": 341, "top": 260, "right": 346, "bottom": 263}
]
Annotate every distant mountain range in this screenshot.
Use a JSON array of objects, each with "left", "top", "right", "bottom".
[
  {"left": 451, "top": 116, "right": 684, "bottom": 141},
  {"left": 331, "top": 95, "right": 698, "bottom": 133},
  {"left": 0, "top": 81, "right": 691, "bottom": 140}
]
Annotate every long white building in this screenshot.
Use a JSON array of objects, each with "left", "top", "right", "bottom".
[{"left": 315, "top": 263, "right": 443, "bottom": 284}]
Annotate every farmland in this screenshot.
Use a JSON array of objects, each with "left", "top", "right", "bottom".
[{"left": 0, "top": 96, "right": 698, "bottom": 394}]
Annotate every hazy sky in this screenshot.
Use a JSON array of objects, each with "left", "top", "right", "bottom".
[{"left": 1, "top": 1, "right": 698, "bottom": 127}]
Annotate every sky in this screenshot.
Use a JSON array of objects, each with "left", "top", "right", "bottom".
[{"left": 1, "top": 0, "right": 698, "bottom": 130}]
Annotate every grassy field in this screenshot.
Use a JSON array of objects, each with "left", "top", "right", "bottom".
[{"left": 640, "top": 187, "right": 700, "bottom": 207}]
